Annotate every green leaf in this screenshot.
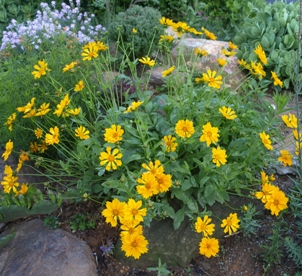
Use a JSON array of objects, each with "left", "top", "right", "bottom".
[
  {"left": 162, "top": 204, "right": 175, "bottom": 219},
  {"left": 204, "top": 185, "right": 216, "bottom": 206},
  {"left": 173, "top": 208, "right": 185, "bottom": 230}
]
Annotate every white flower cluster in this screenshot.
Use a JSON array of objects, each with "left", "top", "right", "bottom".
[{"left": 0, "top": 0, "right": 106, "bottom": 51}]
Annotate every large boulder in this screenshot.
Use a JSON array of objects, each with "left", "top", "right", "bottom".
[{"left": 0, "top": 219, "right": 97, "bottom": 276}]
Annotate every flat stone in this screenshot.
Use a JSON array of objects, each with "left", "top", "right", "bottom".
[{"left": 0, "top": 219, "right": 97, "bottom": 276}]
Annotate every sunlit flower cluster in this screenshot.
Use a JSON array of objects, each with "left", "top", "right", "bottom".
[
  {"left": 1, "top": 165, "right": 28, "bottom": 196},
  {"left": 195, "top": 69, "right": 223, "bottom": 89}
]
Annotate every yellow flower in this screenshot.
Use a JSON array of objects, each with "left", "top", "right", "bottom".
[
  {"left": 219, "top": 106, "right": 237, "bottom": 120},
  {"left": 104, "top": 125, "right": 124, "bottom": 144},
  {"left": 195, "top": 215, "right": 215, "bottom": 237},
  {"left": 282, "top": 113, "right": 297, "bottom": 129},
  {"left": 68, "top": 107, "right": 81, "bottom": 116},
  {"left": 16, "top": 97, "right": 35, "bottom": 114},
  {"left": 81, "top": 43, "right": 99, "bottom": 61},
  {"left": 132, "top": 28, "right": 137, "bottom": 33},
  {"left": 255, "top": 183, "right": 279, "bottom": 204},
  {"left": 195, "top": 69, "right": 223, "bottom": 89},
  {"left": 159, "top": 35, "right": 174, "bottom": 43},
  {"left": 217, "top": 58, "right": 227, "bottom": 67},
  {"left": 243, "top": 205, "right": 248, "bottom": 211},
  {"left": 4, "top": 112, "right": 16, "bottom": 131},
  {"left": 250, "top": 61, "right": 266, "bottom": 79},
  {"left": 260, "top": 171, "right": 269, "bottom": 185},
  {"left": 212, "top": 146, "right": 227, "bottom": 167},
  {"left": 74, "top": 80, "right": 85, "bottom": 92},
  {"left": 271, "top": 71, "right": 283, "bottom": 87},
  {"left": 199, "top": 237, "right": 219, "bottom": 258},
  {"left": 278, "top": 150, "right": 293, "bottom": 166},
  {"left": 30, "top": 142, "right": 39, "bottom": 153},
  {"left": 221, "top": 213, "right": 240, "bottom": 235},
  {"left": 228, "top": 41, "right": 238, "bottom": 50},
  {"left": 138, "top": 57, "right": 155, "bottom": 67},
  {"left": 254, "top": 44, "right": 268, "bottom": 65},
  {"left": 99, "top": 147, "right": 123, "bottom": 171},
  {"left": 45, "top": 126, "right": 60, "bottom": 145},
  {"left": 159, "top": 17, "right": 174, "bottom": 27},
  {"left": 17, "top": 183, "right": 29, "bottom": 196},
  {"left": 155, "top": 173, "right": 172, "bottom": 193},
  {"left": 136, "top": 172, "right": 158, "bottom": 198},
  {"left": 35, "top": 103, "right": 51, "bottom": 117},
  {"left": 194, "top": 48, "right": 208, "bottom": 57},
  {"left": 53, "top": 94, "right": 70, "bottom": 117},
  {"left": 296, "top": 141, "right": 302, "bottom": 156},
  {"left": 200, "top": 122, "right": 219, "bottom": 146},
  {"left": 264, "top": 189, "right": 288, "bottom": 216},
  {"left": 23, "top": 108, "right": 36, "bottom": 118},
  {"left": 269, "top": 174, "right": 276, "bottom": 182},
  {"left": 101, "top": 198, "right": 126, "bottom": 227},
  {"left": 1, "top": 174, "right": 19, "bottom": 195},
  {"left": 175, "top": 119, "right": 195, "bottom": 138},
  {"left": 124, "top": 101, "right": 143, "bottom": 113},
  {"left": 95, "top": 41, "right": 108, "bottom": 51},
  {"left": 259, "top": 131, "right": 273, "bottom": 150},
  {"left": 162, "top": 66, "right": 175, "bottom": 77},
  {"left": 62, "top": 61, "right": 77, "bottom": 72},
  {"left": 75, "top": 126, "right": 90, "bottom": 140},
  {"left": 202, "top": 27, "right": 217, "bottom": 40},
  {"left": 238, "top": 59, "right": 249, "bottom": 68},
  {"left": 2, "top": 139, "right": 13, "bottom": 161},
  {"left": 4, "top": 165, "right": 13, "bottom": 176},
  {"left": 120, "top": 219, "right": 143, "bottom": 238},
  {"left": 123, "top": 199, "right": 147, "bottom": 223},
  {"left": 121, "top": 233, "right": 149, "bottom": 259},
  {"left": 34, "top": 128, "right": 43, "bottom": 138},
  {"left": 142, "top": 160, "right": 164, "bottom": 176},
  {"left": 221, "top": 48, "right": 236, "bottom": 56},
  {"left": 32, "top": 60, "right": 50, "bottom": 79},
  {"left": 293, "top": 129, "right": 302, "bottom": 141},
  {"left": 163, "top": 135, "right": 178, "bottom": 152}
]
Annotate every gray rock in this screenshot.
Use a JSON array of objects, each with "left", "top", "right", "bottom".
[{"left": 0, "top": 219, "right": 97, "bottom": 276}]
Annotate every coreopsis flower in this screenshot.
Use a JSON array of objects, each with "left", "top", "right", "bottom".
[
  {"left": 17, "top": 183, "right": 29, "bottom": 195},
  {"left": 1, "top": 174, "right": 19, "bottom": 195},
  {"left": 195, "top": 216, "right": 215, "bottom": 237},
  {"left": 255, "top": 183, "right": 279, "bottom": 203},
  {"left": 101, "top": 198, "right": 126, "bottom": 227},
  {"left": 269, "top": 174, "right": 276, "bottom": 182},
  {"left": 4, "top": 112, "right": 16, "bottom": 131},
  {"left": 16, "top": 97, "right": 35, "bottom": 114},
  {"left": 123, "top": 199, "right": 147, "bottom": 223},
  {"left": 16, "top": 150, "right": 29, "bottom": 172},
  {"left": 62, "top": 61, "right": 77, "bottom": 72},
  {"left": 195, "top": 70, "right": 223, "bottom": 89},
  {"left": 293, "top": 129, "right": 302, "bottom": 141},
  {"left": 99, "top": 147, "right": 123, "bottom": 171},
  {"left": 159, "top": 35, "right": 174, "bottom": 43},
  {"left": 45, "top": 126, "right": 60, "bottom": 145},
  {"left": 23, "top": 108, "right": 36, "bottom": 118},
  {"left": 217, "top": 58, "right": 227, "bottom": 67},
  {"left": 202, "top": 27, "right": 217, "bottom": 40},
  {"left": 121, "top": 233, "right": 148, "bottom": 259},
  {"left": 138, "top": 57, "right": 155, "bottom": 67},
  {"left": 219, "top": 106, "right": 237, "bottom": 120},
  {"left": 260, "top": 171, "right": 269, "bottom": 185},
  {"left": 162, "top": 66, "right": 175, "bottom": 77},
  {"left": 159, "top": 16, "right": 174, "bottom": 26},
  {"left": 199, "top": 237, "right": 219, "bottom": 258},
  {"left": 238, "top": 59, "right": 249, "bottom": 69},
  {"left": 188, "top": 27, "right": 203, "bottom": 35},
  {"left": 228, "top": 41, "right": 238, "bottom": 50},
  {"left": 132, "top": 28, "right": 137, "bottom": 33},
  {"left": 259, "top": 131, "right": 273, "bottom": 150},
  {"left": 74, "top": 80, "right": 85, "bottom": 92},
  {"left": 124, "top": 101, "right": 143, "bottom": 113},
  {"left": 163, "top": 135, "right": 178, "bottom": 152},
  {"left": 95, "top": 41, "right": 108, "bottom": 51},
  {"left": 243, "top": 205, "right": 248, "bottom": 211},
  {"left": 104, "top": 125, "right": 124, "bottom": 144},
  {"left": 32, "top": 60, "right": 50, "bottom": 79},
  {"left": 221, "top": 213, "right": 240, "bottom": 235},
  {"left": 271, "top": 71, "right": 283, "bottom": 87},
  {"left": 34, "top": 128, "right": 43, "bottom": 138},
  {"left": 81, "top": 43, "right": 99, "bottom": 60},
  {"left": 282, "top": 113, "right": 297, "bottom": 129},
  {"left": 2, "top": 139, "right": 13, "bottom": 161},
  {"left": 155, "top": 173, "right": 172, "bottom": 193},
  {"left": 4, "top": 165, "right": 13, "bottom": 176},
  {"left": 68, "top": 108, "right": 81, "bottom": 116},
  {"left": 35, "top": 103, "right": 51, "bottom": 117},
  {"left": 175, "top": 119, "right": 195, "bottom": 138},
  {"left": 30, "top": 142, "right": 39, "bottom": 153},
  {"left": 75, "top": 126, "right": 90, "bottom": 140},
  {"left": 254, "top": 44, "right": 268, "bottom": 65},
  {"left": 250, "top": 61, "right": 266, "bottom": 79},
  {"left": 38, "top": 142, "right": 48, "bottom": 153},
  {"left": 120, "top": 219, "right": 143, "bottom": 238},
  {"left": 200, "top": 122, "right": 219, "bottom": 146},
  {"left": 194, "top": 48, "right": 208, "bottom": 57},
  {"left": 142, "top": 160, "right": 164, "bottom": 176},
  {"left": 221, "top": 48, "right": 236, "bottom": 56},
  {"left": 212, "top": 146, "right": 227, "bottom": 167},
  {"left": 278, "top": 150, "right": 293, "bottom": 166},
  {"left": 53, "top": 94, "right": 70, "bottom": 117},
  {"left": 136, "top": 172, "right": 158, "bottom": 198},
  {"left": 296, "top": 141, "right": 302, "bottom": 156},
  {"left": 264, "top": 189, "right": 288, "bottom": 216}
]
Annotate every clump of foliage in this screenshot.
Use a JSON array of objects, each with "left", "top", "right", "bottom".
[
  {"left": 44, "top": 215, "right": 59, "bottom": 229},
  {"left": 233, "top": 1, "right": 300, "bottom": 88},
  {"left": 70, "top": 213, "right": 95, "bottom": 231},
  {"left": 107, "top": 4, "right": 164, "bottom": 59}
]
